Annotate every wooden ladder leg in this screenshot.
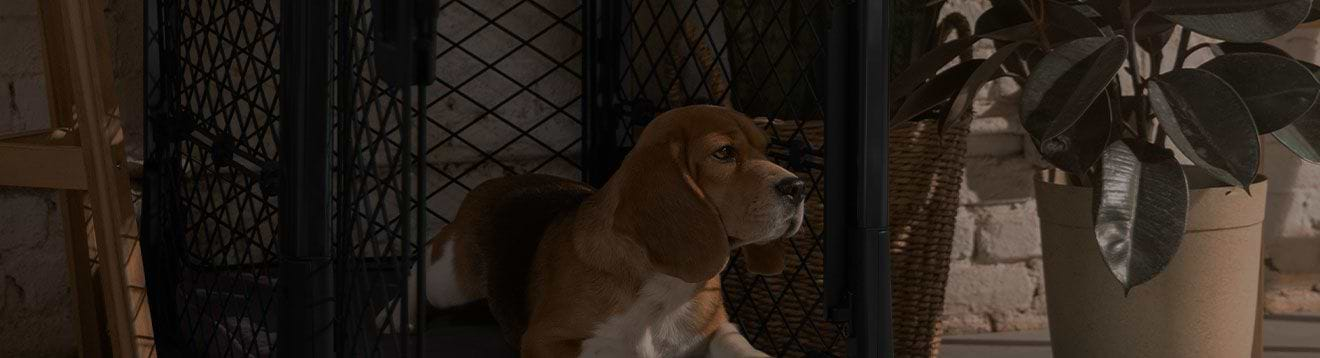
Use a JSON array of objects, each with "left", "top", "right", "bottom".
[
  {"left": 58, "top": 191, "right": 110, "bottom": 357},
  {"left": 37, "top": 0, "right": 153, "bottom": 356}
]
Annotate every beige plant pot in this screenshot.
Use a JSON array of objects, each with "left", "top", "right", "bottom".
[{"left": 1035, "top": 171, "right": 1268, "bottom": 358}]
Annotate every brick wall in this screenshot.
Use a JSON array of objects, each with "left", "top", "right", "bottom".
[
  {"left": 939, "top": 0, "right": 1320, "bottom": 334},
  {"left": 0, "top": 1, "right": 77, "bottom": 356}
]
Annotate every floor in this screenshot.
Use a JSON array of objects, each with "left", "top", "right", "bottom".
[{"left": 940, "top": 313, "right": 1320, "bottom": 358}]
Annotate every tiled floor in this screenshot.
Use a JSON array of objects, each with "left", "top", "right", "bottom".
[{"left": 940, "top": 313, "right": 1320, "bottom": 358}]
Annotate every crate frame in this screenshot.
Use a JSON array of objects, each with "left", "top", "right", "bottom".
[{"left": 143, "top": 0, "right": 894, "bottom": 356}]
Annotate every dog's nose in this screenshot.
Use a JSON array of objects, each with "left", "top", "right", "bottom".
[{"left": 776, "top": 177, "right": 807, "bottom": 204}]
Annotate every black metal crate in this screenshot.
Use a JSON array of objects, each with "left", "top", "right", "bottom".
[
  {"left": 586, "top": 1, "right": 846, "bottom": 356},
  {"left": 145, "top": 0, "right": 890, "bottom": 356}
]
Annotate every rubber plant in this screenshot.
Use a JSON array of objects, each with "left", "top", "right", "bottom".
[{"left": 890, "top": 0, "right": 1320, "bottom": 292}]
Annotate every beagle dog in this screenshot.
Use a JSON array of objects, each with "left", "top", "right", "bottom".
[{"left": 377, "top": 105, "right": 807, "bottom": 357}]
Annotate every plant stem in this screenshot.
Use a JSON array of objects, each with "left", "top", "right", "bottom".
[
  {"left": 1173, "top": 27, "right": 1193, "bottom": 70},
  {"left": 1122, "top": 3, "right": 1149, "bottom": 140},
  {"left": 1031, "top": 0, "right": 1052, "bottom": 50},
  {"left": 1120, "top": 119, "right": 1142, "bottom": 138},
  {"left": 1146, "top": 48, "right": 1163, "bottom": 142},
  {"left": 1154, "top": 126, "right": 1168, "bottom": 147}
]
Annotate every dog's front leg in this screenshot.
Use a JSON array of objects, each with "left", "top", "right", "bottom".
[{"left": 707, "top": 322, "right": 771, "bottom": 358}]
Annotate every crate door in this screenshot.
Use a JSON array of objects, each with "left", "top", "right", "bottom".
[{"left": 590, "top": 0, "right": 845, "bottom": 356}]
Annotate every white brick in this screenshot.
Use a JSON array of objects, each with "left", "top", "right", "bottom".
[
  {"left": 0, "top": 18, "right": 43, "bottom": 76},
  {"left": 951, "top": 207, "right": 976, "bottom": 260},
  {"left": 973, "top": 201, "right": 1042, "bottom": 263},
  {"left": 0, "top": 189, "right": 76, "bottom": 357},
  {"left": 1027, "top": 258, "right": 1048, "bottom": 312},
  {"left": 1263, "top": 280, "right": 1320, "bottom": 314},
  {"left": 974, "top": 78, "right": 1022, "bottom": 119},
  {"left": 960, "top": 156, "right": 1038, "bottom": 205},
  {"left": 966, "top": 133, "right": 1024, "bottom": 157},
  {"left": 1262, "top": 138, "right": 1320, "bottom": 193},
  {"left": 0, "top": 77, "right": 50, "bottom": 137},
  {"left": 943, "top": 262, "right": 1035, "bottom": 315},
  {"left": 940, "top": 312, "right": 993, "bottom": 335},
  {"left": 968, "top": 115, "right": 1021, "bottom": 135},
  {"left": 1266, "top": 237, "right": 1320, "bottom": 274},
  {"left": 990, "top": 311, "right": 1048, "bottom": 332},
  {"left": 1270, "top": 27, "right": 1320, "bottom": 63},
  {"left": 1262, "top": 191, "right": 1320, "bottom": 242}
]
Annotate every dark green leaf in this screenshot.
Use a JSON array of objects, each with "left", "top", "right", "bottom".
[
  {"left": 1274, "top": 65, "right": 1320, "bottom": 163},
  {"left": 1044, "top": 1, "right": 1108, "bottom": 40},
  {"left": 976, "top": 3, "right": 1032, "bottom": 36},
  {"left": 944, "top": 42, "right": 1030, "bottom": 130},
  {"left": 1148, "top": 69, "right": 1261, "bottom": 188},
  {"left": 1022, "top": 36, "right": 1128, "bottom": 147},
  {"left": 890, "top": 37, "right": 979, "bottom": 103},
  {"left": 1199, "top": 53, "right": 1320, "bottom": 134},
  {"left": 1038, "top": 90, "right": 1118, "bottom": 173},
  {"left": 1151, "top": 0, "right": 1299, "bottom": 14},
  {"left": 1091, "top": 0, "right": 1153, "bottom": 24},
  {"left": 891, "top": 60, "right": 985, "bottom": 127},
  {"left": 1211, "top": 42, "right": 1293, "bottom": 57},
  {"left": 1136, "top": 16, "right": 1177, "bottom": 53},
  {"left": 1274, "top": 111, "right": 1320, "bottom": 164},
  {"left": 1094, "top": 139, "right": 1189, "bottom": 293},
  {"left": 1162, "top": 0, "right": 1311, "bottom": 42},
  {"left": 1088, "top": 0, "right": 1173, "bottom": 51},
  {"left": 980, "top": 22, "right": 1041, "bottom": 43},
  {"left": 978, "top": 1, "right": 1104, "bottom": 43}
]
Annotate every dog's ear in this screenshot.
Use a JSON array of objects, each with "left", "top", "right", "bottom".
[
  {"left": 613, "top": 140, "right": 729, "bottom": 283},
  {"left": 741, "top": 240, "right": 785, "bottom": 276}
]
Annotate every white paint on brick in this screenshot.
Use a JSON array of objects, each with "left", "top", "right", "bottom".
[
  {"left": 0, "top": 76, "right": 50, "bottom": 134},
  {"left": 1268, "top": 236, "right": 1320, "bottom": 274},
  {"left": 1262, "top": 191, "right": 1320, "bottom": 244},
  {"left": 941, "top": 313, "right": 993, "bottom": 336},
  {"left": 966, "top": 133, "right": 1024, "bottom": 158},
  {"left": 989, "top": 311, "right": 1048, "bottom": 332},
  {"left": 1263, "top": 137, "right": 1320, "bottom": 193},
  {"left": 0, "top": 189, "right": 76, "bottom": 357},
  {"left": 968, "top": 115, "right": 1022, "bottom": 135},
  {"left": 952, "top": 207, "right": 976, "bottom": 261},
  {"left": 972, "top": 201, "right": 1041, "bottom": 264},
  {"left": 960, "top": 156, "right": 1037, "bottom": 206},
  {"left": 942, "top": 262, "right": 1035, "bottom": 315},
  {"left": 1263, "top": 273, "right": 1320, "bottom": 314}
]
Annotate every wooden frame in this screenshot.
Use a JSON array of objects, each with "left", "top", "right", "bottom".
[{"left": 0, "top": 0, "right": 154, "bottom": 356}]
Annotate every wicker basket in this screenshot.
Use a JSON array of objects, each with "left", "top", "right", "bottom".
[
  {"left": 887, "top": 120, "right": 968, "bottom": 357},
  {"left": 722, "top": 119, "right": 967, "bottom": 357}
]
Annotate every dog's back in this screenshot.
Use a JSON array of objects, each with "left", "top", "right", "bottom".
[
  {"left": 441, "top": 174, "right": 594, "bottom": 344},
  {"left": 375, "top": 174, "right": 592, "bottom": 338}
]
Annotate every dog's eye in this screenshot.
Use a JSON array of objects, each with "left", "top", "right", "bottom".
[{"left": 712, "top": 145, "right": 736, "bottom": 161}]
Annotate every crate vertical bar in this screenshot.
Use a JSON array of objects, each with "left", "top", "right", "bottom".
[
  {"left": 279, "top": 0, "right": 335, "bottom": 356},
  {"left": 583, "top": 0, "right": 622, "bottom": 187},
  {"left": 141, "top": 0, "right": 186, "bottom": 354},
  {"left": 826, "top": 0, "right": 893, "bottom": 356},
  {"left": 855, "top": 0, "right": 894, "bottom": 356},
  {"left": 333, "top": 0, "right": 356, "bottom": 354},
  {"left": 824, "top": 0, "right": 852, "bottom": 323}
]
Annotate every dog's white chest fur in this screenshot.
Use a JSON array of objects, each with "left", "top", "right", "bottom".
[{"left": 579, "top": 275, "right": 709, "bottom": 358}]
